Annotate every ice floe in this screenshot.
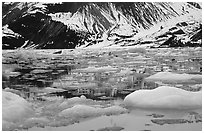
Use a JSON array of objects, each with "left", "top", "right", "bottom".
[
  {"left": 145, "top": 72, "right": 202, "bottom": 83},
  {"left": 124, "top": 86, "right": 202, "bottom": 110},
  {"left": 39, "top": 87, "right": 66, "bottom": 93},
  {"left": 2, "top": 91, "right": 34, "bottom": 122},
  {"left": 59, "top": 104, "right": 127, "bottom": 118}
]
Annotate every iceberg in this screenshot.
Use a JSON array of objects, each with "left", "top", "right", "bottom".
[
  {"left": 145, "top": 72, "right": 202, "bottom": 83},
  {"left": 124, "top": 86, "right": 202, "bottom": 110},
  {"left": 59, "top": 104, "right": 127, "bottom": 118}
]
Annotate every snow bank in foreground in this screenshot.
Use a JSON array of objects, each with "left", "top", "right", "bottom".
[
  {"left": 124, "top": 86, "right": 202, "bottom": 110},
  {"left": 59, "top": 105, "right": 127, "bottom": 118},
  {"left": 2, "top": 91, "right": 34, "bottom": 123},
  {"left": 145, "top": 72, "right": 202, "bottom": 83}
]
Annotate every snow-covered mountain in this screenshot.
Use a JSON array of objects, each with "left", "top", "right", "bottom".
[{"left": 2, "top": 2, "right": 202, "bottom": 49}]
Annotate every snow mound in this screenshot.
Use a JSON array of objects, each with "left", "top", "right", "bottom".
[
  {"left": 59, "top": 105, "right": 100, "bottom": 118},
  {"left": 59, "top": 105, "right": 127, "bottom": 118},
  {"left": 124, "top": 86, "right": 202, "bottom": 110},
  {"left": 2, "top": 91, "right": 34, "bottom": 123},
  {"left": 145, "top": 72, "right": 202, "bottom": 83}
]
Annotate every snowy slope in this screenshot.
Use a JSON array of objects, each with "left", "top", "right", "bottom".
[{"left": 2, "top": 2, "right": 202, "bottom": 49}]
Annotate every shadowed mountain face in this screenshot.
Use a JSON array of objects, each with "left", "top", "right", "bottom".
[{"left": 2, "top": 2, "right": 202, "bottom": 49}]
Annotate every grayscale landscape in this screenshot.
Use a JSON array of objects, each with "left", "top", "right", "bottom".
[{"left": 2, "top": 2, "right": 202, "bottom": 131}]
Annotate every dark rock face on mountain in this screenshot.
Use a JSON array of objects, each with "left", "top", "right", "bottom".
[
  {"left": 154, "top": 21, "right": 202, "bottom": 48},
  {"left": 2, "top": 2, "right": 202, "bottom": 49}
]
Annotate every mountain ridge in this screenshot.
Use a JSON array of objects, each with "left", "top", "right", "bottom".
[{"left": 2, "top": 2, "right": 202, "bottom": 49}]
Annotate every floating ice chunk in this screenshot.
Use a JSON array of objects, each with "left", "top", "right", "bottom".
[
  {"left": 80, "top": 95, "right": 87, "bottom": 99},
  {"left": 2, "top": 91, "right": 34, "bottom": 123},
  {"left": 59, "top": 105, "right": 99, "bottom": 118},
  {"left": 58, "top": 96, "right": 98, "bottom": 110},
  {"left": 40, "top": 87, "right": 66, "bottom": 94},
  {"left": 59, "top": 105, "right": 127, "bottom": 118},
  {"left": 124, "top": 86, "right": 202, "bottom": 110},
  {"left": 145, "top": 72, "right": 202, "bottom": 83}
]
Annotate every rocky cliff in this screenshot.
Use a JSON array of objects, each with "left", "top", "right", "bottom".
[{"left": 2, "top": 2, "right": 202, "bottom": 49}]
